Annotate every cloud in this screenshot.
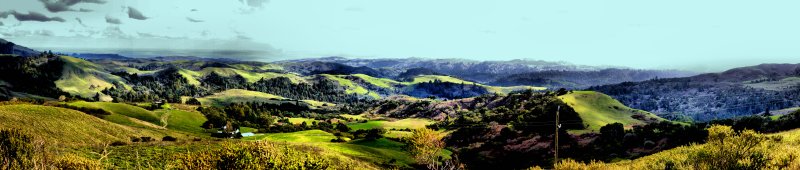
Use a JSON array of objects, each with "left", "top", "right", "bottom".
[
  {"left": 186, "top": 17, "right": 203, "bottom": 23},
  {"left": 79, "top": 8, "right": 92, "bottom": 12},
  {"left": 39, "top": 0, "right": 106, "bottom": 13},
  {"left": 1, "top": 11, "right": 66, "bottom": 22},
  {"left": 190, "top": 9, "right": 198, "bottom": 12},
  {"left": 0, "top": 22, "right": 3, "bottom": 26},
  {"left": 239, "top": 0, "right": 269, "bottom": 8},
  {"left": 127, "top": 7, "right": 148, "bottom": 20},
  {"left": 102, "top": 26, "right": 130, "bottom": 39},
  {"left": 75, "top": 17, "right": 87, "bottom": 27},
  {"left": 105, "top": 15, "right": 121, "bottom": 24},
  {"left": 35, "top": 30, "right": 54, "bottom": 36}
]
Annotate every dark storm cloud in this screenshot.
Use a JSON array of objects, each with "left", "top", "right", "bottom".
[
  {"left": 1, "top": 11, "right": 66, "bottom": 22},
  {"left": 186, "top": 17, "right": 203, "bottom": 23},
  {"left": 127, "top": 7, "right": 149, "bottom": 20},
  {"left": 105, "top": 16, "right": 121, "bottom": 24},
  {"left": 39, "top": 0, "right": 106, "bottom": 13}
]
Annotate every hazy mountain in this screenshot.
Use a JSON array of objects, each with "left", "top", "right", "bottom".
[
  {"left": 0, "top": 38, "right": 41, "bottom": 56},
  {"left": 491, "top": 68, "right": 696, "bottom": 89},
  {"left": 591, "top": 63, "right": 800, "bottom": 122}
]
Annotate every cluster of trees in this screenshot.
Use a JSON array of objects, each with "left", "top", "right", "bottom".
[
  {"left": 405, "top": 80, "right": 489, "bottom": 99},
  {"left": 107, "top": 67, "right": 210, "bottom": 103},
  {"left": 434, "top": 91, "right": 584, "bottom": 169},
  {"left": 246, "top": 77, "right": 367, "bottom": 104},
  {"left": 0, "top": 53, "right": 69, "bottom": 100}
]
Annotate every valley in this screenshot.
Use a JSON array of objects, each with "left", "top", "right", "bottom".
[{"left": 0, "top": 39, "right": 799, "bottom": 169}]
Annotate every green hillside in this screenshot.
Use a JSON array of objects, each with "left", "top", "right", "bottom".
[
  {"left": 196, "top": 89, "right": 286, "bottom": 107},
  {"left": 559, "top": 91, "right": 666, "bottom": 133},
  {"left": 0, "top": 104, "right": 157, "bottom": 146},
  {"left": 56, "top": 56, "right": 130, "bottom": 99},
  {"left": 69, "top": 101, "right": 165, "bottom": 127},
  {"left": 245, "top": 130, "right": 415, "bottom": 167},
  {"left": 160, "top": 109, "right": 207, "bottom": 134},
  {"left": 411, "top": 75, "right": 546, "bottom": 94}
]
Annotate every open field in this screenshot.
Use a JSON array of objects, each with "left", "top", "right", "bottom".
[{"left": 244, "top": 130, "right": 415, "bottom": 167}]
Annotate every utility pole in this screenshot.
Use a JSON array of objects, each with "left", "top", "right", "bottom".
[{"left": 554, "top": 105, "right": 561, "bottom": 167}]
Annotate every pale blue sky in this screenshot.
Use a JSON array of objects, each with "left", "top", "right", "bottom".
[{"left": 2, "top": 0, "right": 800, "bottom": 72}]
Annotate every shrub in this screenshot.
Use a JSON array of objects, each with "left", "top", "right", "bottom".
[
  {"left": 405, "top": 128, "right": 445, "bottom": 169},
  {"left": 110, "top": 141, "right": 127, "bottom": 146},
  {"left": 689, "top": 125, "right": 772, "bottom": 169},
  {"left": 52, "top": 154, "right": 102, "bottom": 170},
  {"left": 0, "top": 129, "right": 35, "bottom": 169},
  {"left": 162, "top": 136, "right": 178, "bottom": 142},
  {"left": 130, "top": 137, "right": 141, "bottom": 143},
  {"left": 140, "top": 137, "right": 153, "bottom": 142}
]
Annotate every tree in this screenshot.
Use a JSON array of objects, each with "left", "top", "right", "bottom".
[
  {"left": 762, "top": 107, "right": 772, "bottom": 117},
  {"left": 93, "top": 92, "right": 101, "bottom": 102},
  {"left": 406, "top": 128, "right": 444, "bottom": 169},
  {"left": 335, "top": 123, "right": 351, "bottom": 132}
]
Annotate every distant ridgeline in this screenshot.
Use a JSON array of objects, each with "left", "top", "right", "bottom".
[
  {"left": 0, "top": 38, "right": 40, "bottom": 56},
  {"left": 591, "top": 64, "right": 800, "bottom": 122}
]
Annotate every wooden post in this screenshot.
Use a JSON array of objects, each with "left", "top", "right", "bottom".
[{"left": 555, "top": 105, "right": 560, "bottom": 167}]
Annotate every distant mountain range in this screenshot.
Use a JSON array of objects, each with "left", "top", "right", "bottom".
[
  {"left": 282, "top": 56, "right": 696, "bottom": 89},
  {"left": 591, "top": 63, "right": 800, "bottom": 122}
]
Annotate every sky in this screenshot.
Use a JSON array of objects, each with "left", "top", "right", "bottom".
[{"left": 2, "top": 0, "right": 800, "bottom": 72}]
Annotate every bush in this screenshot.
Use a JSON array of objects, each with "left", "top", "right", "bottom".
[
  {"left": 0, "top": 129, "right": 35, "bottom": 169},
  {"left": 130, "top": 137, "right": 141, "bottom": 143},
  {"left": 689, "top": 125, "right": 772, "bottom": 169},
  {"left": 162, "top": 136, "right": 178, "bottom": 142},
  {"left": 110, "top": 141, "right": 127, "bottom": 146},
  {"left": 52, "top": 154, "right": 102, "bottom": 170},
  {"left": 140, "top": 137, "right": 153, "bottom": 142},
  {"left": 331, "top": 137, "right": 347, "bottom": 143}
]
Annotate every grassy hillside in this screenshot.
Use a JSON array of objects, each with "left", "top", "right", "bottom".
[
  {"left": 196, "top": 89, "right": 286, "bottom": 106},
  {"left": 351, "top": 74, "right": 402, "bottom": 89},
  {"left": 69, "top": 101, "right": 165, "bottom": 127},
  {"left": 245, "top": 130, "right": 415, "bottom": 167},
  {"left": 321, "top": 74, "right": 373, "bottom": 97},
  {"left": 0, "top": 104, "right": 157, "bottom": 146},
  {"left": 558, "top": 91, "right": 665, "bottom": 133},
  {"left": 186, "top": 67, "right": 307, "bottom": 84},
  {"left": 347, "top": 118, "right": 435, "bottom": 130},
  {"left": 411, "top": 75, "right": 546, "bottom": 94},
  {"left": 160, "top": 109, "right": 207, "bottom": 134},
  {"left": 56, "top": 56, "right": 130, "bottom": 99}
]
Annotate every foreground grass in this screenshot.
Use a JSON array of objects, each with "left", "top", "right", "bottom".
[
  {"left": 244, "top": 130, "right": 415, "bottom": 167},
  {"left": 69, "top": 101, "right": 164, "bottom": 127},
  {"left": 0, "top": 104, "right": 157, "bottom": 146},
  {"left": 543, "top": 126, "right": 800, "bottom": 170}
]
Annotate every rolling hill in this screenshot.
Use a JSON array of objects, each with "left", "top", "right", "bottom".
[
  {"left": 56, "top": 56, "right": 130, "bottom": 99},
  {"left": 558, "top": 91, "right": 666, "bottom": 133},
  {"left": 0, "top": 104, "right": 160, "bottom": 146}
]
